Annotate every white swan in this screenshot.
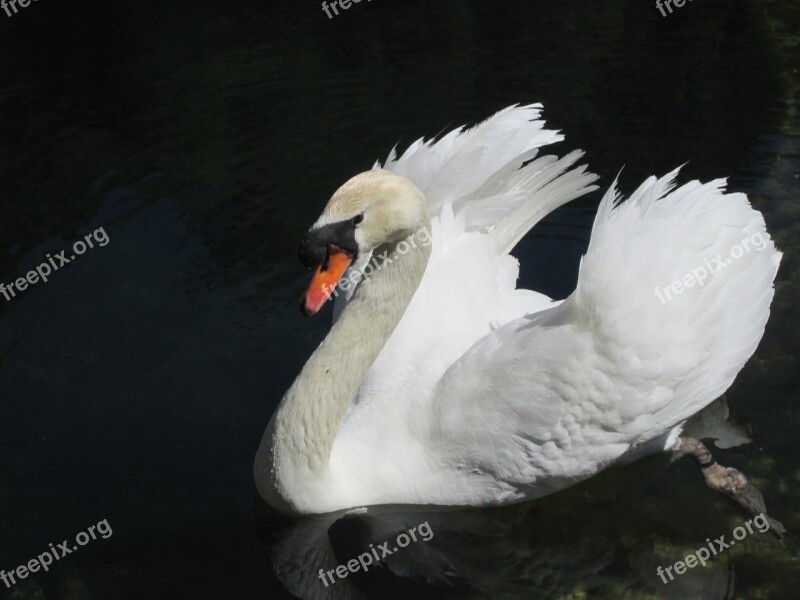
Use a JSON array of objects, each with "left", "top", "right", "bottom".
[{"left": 255, "top": 104, "right": 781, "bottom": 515}]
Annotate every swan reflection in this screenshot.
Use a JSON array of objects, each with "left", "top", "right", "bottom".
[{"left": 258, "top": 469, "right": 739, "bottom": 600}]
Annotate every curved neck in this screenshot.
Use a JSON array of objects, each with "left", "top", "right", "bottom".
[{"left": 262, "top": 225, "right": 431, "bottom": 510}]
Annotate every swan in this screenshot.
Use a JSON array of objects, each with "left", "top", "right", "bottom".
[{"left": 254, "top": 104, "right": 781, "bottom": 516}]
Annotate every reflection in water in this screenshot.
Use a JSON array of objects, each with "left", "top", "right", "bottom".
[
  {"left": 260, "top": 398, "right": 781, "bottom": 598},
  {"left": 263, "top": 501, "right": 738, "bottom": 600}
]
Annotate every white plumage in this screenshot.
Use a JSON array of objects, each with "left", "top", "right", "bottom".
[{"left": 256, "top": 104, "right": 780, "bottom": 514}]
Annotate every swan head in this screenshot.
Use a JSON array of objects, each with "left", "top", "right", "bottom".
[{"left": 298, "top": 169, "right": 428, "bottom": 316}]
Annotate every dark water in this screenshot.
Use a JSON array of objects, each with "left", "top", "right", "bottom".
[{"left": 0, "top": 0, "right": 798, "bottom": 598}]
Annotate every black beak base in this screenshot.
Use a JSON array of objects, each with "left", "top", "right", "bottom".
[{"left": 298, "top": 220, "right": 359, "bottom": 268}]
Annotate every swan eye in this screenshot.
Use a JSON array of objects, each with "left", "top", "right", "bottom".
[{"left": 352, "top": 214, "right": 364, "bottom": 226}]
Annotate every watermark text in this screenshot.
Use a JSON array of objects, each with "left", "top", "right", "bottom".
[
  {"left": 1, "top": 227, "right": 110, "bottom": 302},
  {"left": 655, "top": 231, "right": 767, "bottom": 304},
  {"left": 323, "top": 226, "right": 432, "bottom": 301},
  {"left": 322, "top": 0, "right": 373, "bottom": 20},
  {"left": 1, "top": 519, "right": 113, "bottom": 589},
  {"left": 319, "top": 521, "right": 433, "bottom": 587},
  {"left": 656, "top": 0, "right": 694, "bottom": 17},
  {"left": 656, "top": 513, "right": 770, "bottom": 584}
]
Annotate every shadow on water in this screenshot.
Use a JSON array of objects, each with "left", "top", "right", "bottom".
[{"left": 0, "top": 0, "right": 798, "bottom": 598}]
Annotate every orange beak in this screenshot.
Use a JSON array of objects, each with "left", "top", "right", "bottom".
[{"left": 302, "top": 244, "right": 353, "bottom": 316}]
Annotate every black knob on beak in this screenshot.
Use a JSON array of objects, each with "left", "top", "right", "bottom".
[
  {"left": 298, "top": 230, "right": 327, "bottom": 268},
  {"left": 298, "top": 221, "right": 359, "bottom": 268}
]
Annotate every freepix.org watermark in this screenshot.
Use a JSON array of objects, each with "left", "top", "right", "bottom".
[
  {"left": 322, "top": 226, "right": 432, "bottom": 301},
  {"left": 318, "top": 521, "right": 434, "bottom": 587},
  {"left": 656, "top": 0, "right": 694, "bottom": 17},
  {"left": 655, "top": 231, "right": 767, "bottom": 304},
  {"left": 1, "top": 519, "right": 113, "bottom": 590},
  {"left": 1, "top": 0, "right": 39, "bottom": 18},
  {"left": 0, "top": 227, "right": 109, "bottom": 302},
  {"left": 322, "top": 0, "right": 372, "bottom": 20},
  {"left": 656, "top": 513, "right": 771, "bottom": 584}
]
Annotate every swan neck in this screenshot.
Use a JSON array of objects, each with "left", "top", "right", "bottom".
[{"left": 263, "top": 226, "right": 431, "bottom": 509}]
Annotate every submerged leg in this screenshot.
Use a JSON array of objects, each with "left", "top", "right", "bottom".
[{"left": 676, "top": 436, "right": 785, "bottom": 538}]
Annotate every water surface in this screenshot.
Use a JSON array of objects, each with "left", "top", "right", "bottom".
[{"left": 0, "top": 0, "right": 798, "bottom": 598}]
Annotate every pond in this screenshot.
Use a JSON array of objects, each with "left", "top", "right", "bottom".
[{"left": 0, "top": 0, "right": 797, "bottom": 598}]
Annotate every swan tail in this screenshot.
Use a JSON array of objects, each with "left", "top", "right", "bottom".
[
  {"left": 573, "top": 167, "right": 781, "bottom": 436},
  {"left": 376, "top": 104, "right": 598, "bottom": 250}
]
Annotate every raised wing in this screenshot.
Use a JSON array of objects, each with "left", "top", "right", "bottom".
[{"left": 429, "top": 169, "right": 781, "bottom": 502}]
